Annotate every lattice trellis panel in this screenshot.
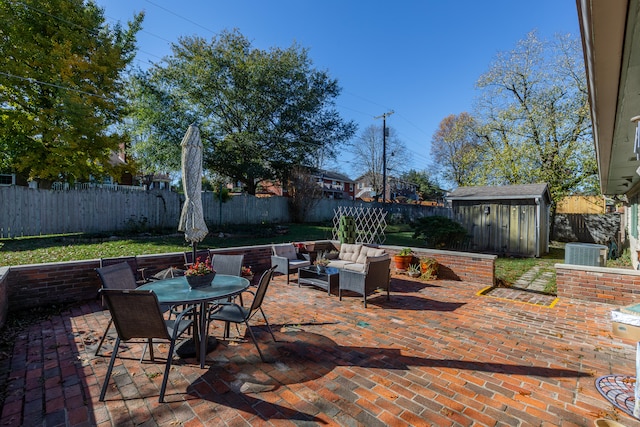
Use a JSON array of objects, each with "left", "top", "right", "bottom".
[{"left": 332, "top": 206, "right": 387, "bottom": 244}]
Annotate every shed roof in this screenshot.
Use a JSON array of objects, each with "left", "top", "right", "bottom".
[{"left": 447, "top": 183, "right": 551, "bottom": 203}]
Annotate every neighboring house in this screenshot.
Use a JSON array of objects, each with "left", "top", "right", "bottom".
[
  {"left": 314, "top": 170, "right": 355, "bottom": 200},
  {"left": 447, "top": 183, "right": 552, "bottom": 257},
  {"left": 577, "top": 1, "right": 640, "bottom": 267},
  {"left": 255, "top": 169, "right": 355, "bottom": 199},
  {"left": 137, "top": 172, "right": 171, "bottom": 191},
  {"left": 354, "top": 172, "right": 419, "bottom": 202},
  {"left": 354, "top": 173, "right": 377, "bottom": 199}
]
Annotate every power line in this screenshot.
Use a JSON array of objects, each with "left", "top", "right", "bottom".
[
  {"left": 0, "top": 71, "right": 114, "bottom": 101},
  {"left": 143, "top": 0, "right": 217, "bottom": 35}
]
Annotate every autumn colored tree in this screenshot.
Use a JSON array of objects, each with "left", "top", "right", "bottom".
[
  {"left": 430, "top": 113, "right": 482, "bottom": 187},
  {"left": 400, "top": 169, "right": 445, "bottom": 201},
  {"left": 0, "top": 0, "right": 143, "bottom": 186},
  {"left": 473, "top": 31, "right": 598, "bottom": 203}
]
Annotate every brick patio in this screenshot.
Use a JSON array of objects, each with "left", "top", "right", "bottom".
[{"left": 0, "top": 273, "right": 637, "bottom": 426}]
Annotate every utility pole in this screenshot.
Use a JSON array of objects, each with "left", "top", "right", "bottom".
[{"left": 374, "top": 110, "right": 394, "bottom": 203}]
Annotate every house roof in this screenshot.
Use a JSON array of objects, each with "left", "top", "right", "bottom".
[
  {"left": 314, "top": 169, "right": 354, "bottom": 183},
  {"left": 447, "top": 183, "right": 551, "bottom": 202},
  {"left": 577, "top": 0, "right": 640, "bottom": 195}
]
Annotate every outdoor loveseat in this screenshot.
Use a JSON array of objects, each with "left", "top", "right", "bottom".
[{"left": 325, "top": 243, "right": 391, "bottom": 307}]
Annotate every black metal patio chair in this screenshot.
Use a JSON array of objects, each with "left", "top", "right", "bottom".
[
  {"left": 207, "top": 267, "right": 277, "bottom": 361},
  {"left": 95, "top": 262, "right": 173, "bottom": 357},
  {"left": 98, "top": 289, "right": 194, "bottom": 403}
]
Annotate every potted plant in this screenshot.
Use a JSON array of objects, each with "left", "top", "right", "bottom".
[
  {"left": 314, "top": 257, "right": 330, "bottom": 272},
  {"left": 407, "top": 263, "right": 421, "bottom": 278},
  {"left": 420, "top": 256, "right": 438, "bottom": 280},
  {"left": 393, "top": 248, "right": 413, "bottom": 271},
  {"left": 184, "top": 257, "right": 216, "bottom": 288},
  {"left": 241, "top": 265, "right": 254, "bottom": 281}
]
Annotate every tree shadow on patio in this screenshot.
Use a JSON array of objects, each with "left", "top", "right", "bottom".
[
  {"left": 186, "top": 330, "right": 590, "bottom": 422},
  {"left": 389, "top": 276, "right": 441, "bottom": 293}
]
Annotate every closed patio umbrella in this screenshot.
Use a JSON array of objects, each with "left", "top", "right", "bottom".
[{"left": 178, "top": 124, "right": 208, "bottom": 261}]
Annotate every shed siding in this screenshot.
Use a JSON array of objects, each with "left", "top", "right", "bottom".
[{"left": 454, "top": 200, "right": 544, "bottom": 257}]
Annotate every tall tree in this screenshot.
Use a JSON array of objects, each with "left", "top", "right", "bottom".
[
  {"left": 128, "top": 29, "right": 356, "bottom": 195},
  {"left": 473, "top": 31, "right": 598, "bottom": 204},
  {"left": 400, "top": 169, "right": 445, "bottom": 201},
  {"left": 430, "top": 113, "right": 482, "bottom": 187},
  {"left": 348, "top": 124, "right": 408, "bottom": 200},
  {"left": 0, "top": 0, "right": 143, "bottom": 186}
]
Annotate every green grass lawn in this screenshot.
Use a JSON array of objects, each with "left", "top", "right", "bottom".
[{"left": 3, "top": 223, "right": 622, "bottom": 296}]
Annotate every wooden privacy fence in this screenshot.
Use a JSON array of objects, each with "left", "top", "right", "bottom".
[
  {"left": 0, "top": 186, "right": 181, "bottom": 238},
  {"left": 0, "top": 186, "right": 452, "bottom": 238}
]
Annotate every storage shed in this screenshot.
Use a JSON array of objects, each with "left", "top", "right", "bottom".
[{"left": 447, "top": 183, "right": 551, "bottom": 257}]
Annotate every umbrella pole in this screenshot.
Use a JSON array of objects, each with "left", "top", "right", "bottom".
[{"left": 192, "top": 242, "right": 197, "bottom": 264}]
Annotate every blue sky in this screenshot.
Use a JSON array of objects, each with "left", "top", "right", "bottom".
[{"left": 97, "top": 0, "right": 581, "bottom": 180}]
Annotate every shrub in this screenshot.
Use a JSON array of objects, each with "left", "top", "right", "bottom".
[{"left": 411, "top": 216, "right": 468, "bottom": 249}]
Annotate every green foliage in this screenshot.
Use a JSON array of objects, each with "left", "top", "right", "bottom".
[
  {"left": 0, "top": 0, "right": 143, "bottom": 184},
  {"left": 127, "top": 29, "right": 356, "bottom": 194},
  {"left": 398, "top": 247, "right": 413, "bottom": 256},
  {"left": 430, "top": 113, "right": 482, "bottom": 187},
  {"left": 338, "top": 216, "right": 356, "bottom": 244},
  {"left": 407, "top": 263, "right": 421, "bottom": 273},
  {"left": 400, "top": 169, "right": 444, "bottom": 201},
  {"left": 411, "top": 216, "right": 468, "bottom": 249},
  {"left": 213, "top": 187, "right": 232, "bottom": 203}
]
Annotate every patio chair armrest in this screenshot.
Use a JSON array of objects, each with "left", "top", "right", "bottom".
[
  {"left": 339, "top": 269, "right": 366, "bottom": 292},
  {"left": 173, "top": 304, "right": 196, "bottom": 323},
  {"left": 270, "top": 255, "right": 290, "bottom": 274}
]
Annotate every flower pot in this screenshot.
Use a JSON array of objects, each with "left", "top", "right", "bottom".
[
  {"left": 186, "top": 272, "right": 215, "bottom": 289},
  {"left": 393, "top": 255, "right": 413, "bottom": 271}
]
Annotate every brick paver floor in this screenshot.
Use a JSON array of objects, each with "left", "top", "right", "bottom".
[{"left": 1, "top": 273, "right": 638, "bottom": 426}]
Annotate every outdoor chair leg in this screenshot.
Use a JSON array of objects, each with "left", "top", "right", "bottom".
[
  {"left": 244, "top": 321, "right": 266, "bottom": 362},
  {"left": 95, "top": 318, "right": 113, "bottom": 356},
  {"left": 158, "top": 340, "right": 176, "bottom": 403},
  {"left": 259, "top": 308, "right": 277, "bottom": 342},
  {"left": 99, "top": 337, "right": 121, "bottom": 401}
]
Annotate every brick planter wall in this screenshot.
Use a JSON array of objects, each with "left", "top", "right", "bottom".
[
  {"left": 384, "top": 246, "right": 496, "bottom": 286},
  {"left": 4, "top": 245, "right": 274, "bottom": 315},
  {"left": 0, "top": 267, "right": 8, "bottom": 328},
  {"left": 556, "top": 263, "right": 640, "bottom": 306},
  {"left": 0, "top": 242, "right": 496, "bottom": 326}
]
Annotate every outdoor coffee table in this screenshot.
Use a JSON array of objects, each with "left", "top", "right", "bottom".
[{"left": 298, "top": 266, "right": 339, "bottom": 295}]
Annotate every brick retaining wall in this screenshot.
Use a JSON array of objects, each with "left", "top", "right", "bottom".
[
  {"left": 0, "top": 267, "right": 8, "bottom": 328},
  {"left": 3, "top": 245, "right": 274, "bottom": 315},
  {"left": 385, "top": 246, "right": 496, "bottom": 286},
  {"left": 556, "top": 263, "right": 640, "bottom": 306},
  {"left": 0, "top": 242, "right": 496, "bottom": 328}
]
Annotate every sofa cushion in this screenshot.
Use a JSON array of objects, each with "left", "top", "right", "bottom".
[
  {"left": 343, "top": 262, "right": 366, "bottom": 273},
  {"left": 339, "top": 244, "right": 362, "bottom": 262},
  {"left": 366, "top": 254, "right": 390, "bottom": 264},
  {"left": 289, "top": 259, "right": 311, "bottom": 269},
  {"left": 355, "top": 246, "right": 386, "bottom": 264},
  {"left": 327, "top": 259, "right": 354, "bottom": 270},
  {"left": 273, "top": 244, "right": 297, "bottom": 260}
]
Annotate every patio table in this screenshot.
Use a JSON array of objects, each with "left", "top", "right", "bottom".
[{"left": 138, "top": 274, "right": 249, "bottom": 368}]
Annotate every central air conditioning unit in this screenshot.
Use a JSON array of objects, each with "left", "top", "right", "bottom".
[{"left": 564, "top": 242, "right": 608, "bottom": 267}]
